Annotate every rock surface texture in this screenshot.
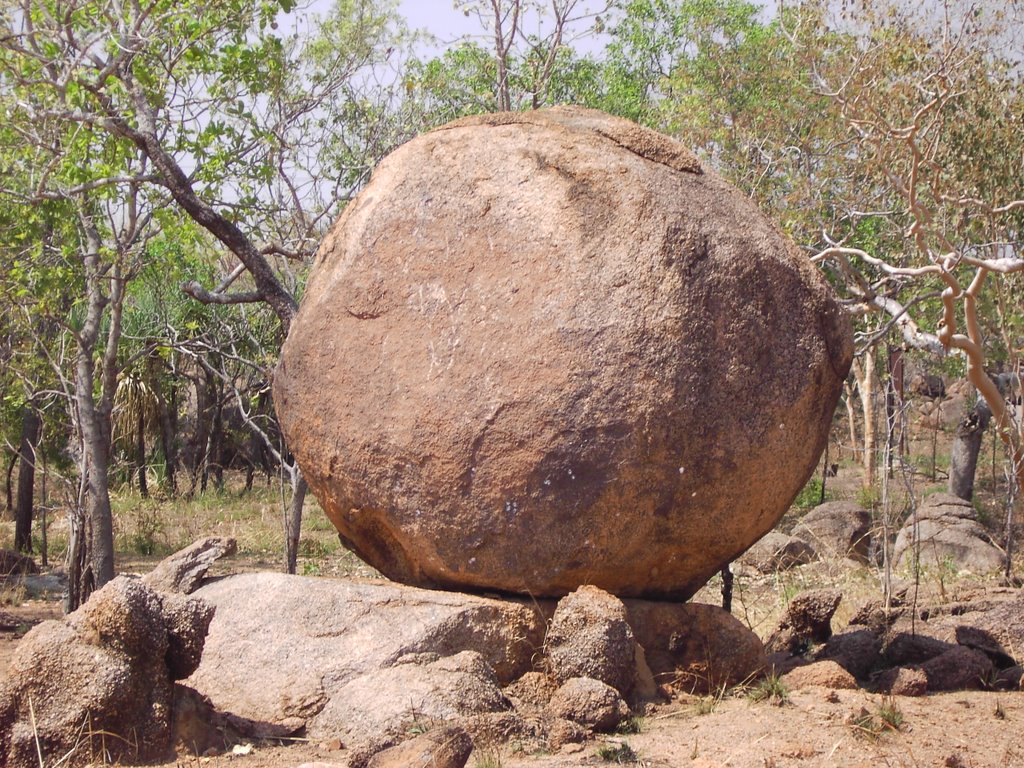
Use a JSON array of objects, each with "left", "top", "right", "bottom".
[
  {"left": 546, "top": 586, "right": 637, "bottom": 696},
  {"left": 187, "top": 573, "right": 542, "bottom": 753},
  {"left": 790, "top": 501, "right": 872, "bottom": 562},
  {"left": 274, "top": 106, "right": 853, "bottom": 599},
  {"left": 0, "top": 577, "right": 213, "bottom": 767},
  {"left": 893, "top": 493, "right": 1004, "bottom": 574}
]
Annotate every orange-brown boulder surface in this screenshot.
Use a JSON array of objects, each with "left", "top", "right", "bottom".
[{"left": 274, "top": 106, "right": 852, "bottom": 599}]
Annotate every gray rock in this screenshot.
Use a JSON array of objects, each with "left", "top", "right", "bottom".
[
  {"left": 142, "top": 536, "right": 237, "bottom": 594},
  {"left": 187, "top": 574, "right": 542, "bottom": 752},
  {"left": 893, "top": 493, "right": 1004, "bottom": 574},
  {"left": 791, "top": 501, "right": 872, "bottom": 562},
  {"left": 740, "top": 530, "right": 817, "bottom": 573}
]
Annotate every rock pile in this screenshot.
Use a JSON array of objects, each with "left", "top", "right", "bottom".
[
  {"left": 274, "top": 105, "right": 852, "bottom": 599},
  {"left": 184, "top": 574, "right": 767, "bottom": 764},
  {"left": 0, "top": 577, "right": 214, "bottom": 767}
]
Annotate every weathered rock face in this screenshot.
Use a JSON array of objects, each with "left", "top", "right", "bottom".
[
  {"left": 0, "top": 577, "right": 213, "bottom": 768},
  {"left": 187, "top": 573, "right": 543, "bottom": 752},
  {"left": 790, "top": 501, "right": 872, "bottom": 562},
  {"left": 274, "top": 105, "right": 852, "bottom": 599},
  {"left": 893, "top": 493, "right": 1004, "bottom": 574}
]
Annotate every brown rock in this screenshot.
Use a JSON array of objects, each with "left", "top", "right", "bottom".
[
  {"left": 365, "top": 726, "right": 473, "bottom": 768},
  {"left": 142, "top": 536, "right": 237, "bottom": 594},
  {"left": 505, "top": 672, "right": 557, "bottom": 708},
  {"left": 0, "top": 577, "right": 213, "bottom": 768},
  {"left": 188, "top": 574, "right": 542, "bottom": 749},
  {"left": 274, "top": 105, "right": 853, "bottom": 599},
  {"left": 893, "top": 493, "right": 1004, "bottom": 574},
  {"left": 739, "top": 531, "right": 817, "bottom": 573},
  {"left": 623, "top": 599, "right": 765, "bottom": 694},
  {"left": 781, "top": 660, "right": 857, "bottom": 690},
  {"left": 882, "top": 631, "right": 955, "bottom": 668},
  {"left": 546, "top": 586, "right": 636, "bottom": 696},
  {"left": 766, "top": 589, "right": 842, "bottom": 654},
  {"left": 920, "top": 646, "right": 993, "bottom": 691},
  {"left": 790, "top": 502, "right": 872, "bottom": 562},
  {"left": 876, "top": 667, "right": 928, "bottom": 697},
  {"left": 817, "top": 629, "right": 882, "bottom": 680},
  {"left": 546, "top": 678, "right": 630, "bottom": 733}
]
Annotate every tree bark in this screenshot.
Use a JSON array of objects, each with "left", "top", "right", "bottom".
[
  {"left": 5, "top": 451, "right": 15, "bottom": 514},
  {"left": 136, "top": 408, "right": 149, "bottom": 498},
  {"left": 155, "top": 375, "right": 177, "bottom": 495},
  {"left": 285, "top": 474, "right": 308, "bottom": 575},
  {"left": 14, "top": 406, "right": 42, "bottom": 553},
  {"left": 948, "top": 400, "right": 992, "bottom": 501}
]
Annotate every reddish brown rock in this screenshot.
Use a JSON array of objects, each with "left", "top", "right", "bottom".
[
  {"left": 623, "top": 600, "right": 765, "bottom": 694},
  {"left": 274, "top": 106, "right": 852, "bottom": 599},
  {"left": 781, "top": 660, "right": 857, "bottom": 690},
  {"left": 876, "top": 667, "right": 928, "bottom": 697},
  {"left": 546, "top": 586, "right": 637, "bottom": 696},
  {"left": 0, "top": 577, "right": 213, "bottom": 767}
]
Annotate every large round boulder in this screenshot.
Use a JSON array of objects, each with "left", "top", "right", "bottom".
[{"left": 274, "top": 106, "right": 852, "bottom": 598}]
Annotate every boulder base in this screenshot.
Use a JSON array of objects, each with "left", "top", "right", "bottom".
[{"left": 274, "top": 106, "right": 852, "bottom": 598}]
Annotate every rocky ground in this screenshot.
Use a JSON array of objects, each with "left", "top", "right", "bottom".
[{"left": 1, "top": 557, "right": 1022, "bottom": 768}]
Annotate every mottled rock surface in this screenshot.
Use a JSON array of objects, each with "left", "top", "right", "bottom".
[
  {"left": 274, "top": 105, "right": 852, "bottom": 598},
  {"left": 893, "top": 493, "right": 1004, "bottom": 574},
  {"left": 546, "top": 678, "right": 630, "bottom": 733},
  {"left": 740, "top": 530, "right": 817, "bottom": 573},
  {"left": 766, "top": 589, "right": 842, "bottom": 654},
  {"left": 791, "top": 501, "right": 872, "bottom": 562},
  {"left": 623, "top": 599, "right": 765, "bottom": 693},
  {"left": 0, "top": 577, "right": 213, "bottom": 767},
  {"left": 187, "top": 574, "right": 542, "bottom": 753},
  {"left": 546, "top": 586, "right": 636, "bottom": 696}
]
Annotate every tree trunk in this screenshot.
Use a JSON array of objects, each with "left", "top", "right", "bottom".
[
  {"left": 14, "top": 406, "right": 42, "bottom": 553},
  {"left": 852, "top": 354, "right": 877, "bottom": 488},
  {"left": 155, "top": 377, "right": 177, "bottom": 495},
  {"left": 5, "top": 451, "right": 15, "bottom": 514},
  {"left": 948, "top": 400, "right": 992, "bottom": 501},
  {"left": 136, "top": 409, "right": 149, "bottom": 498},
  {"left": 284, "top": 474, "right": 308, "bottom": 575}
]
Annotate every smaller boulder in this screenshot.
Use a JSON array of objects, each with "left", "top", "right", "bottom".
[
  {"left": 142, "top": 537, "right": 237, "bottom": 594},
  {"left": 791, "top": 502, "right": 872, "bottom": 562},
  {"left": 882, "top": 632, "right": 955, "bottom": 668},
  {"left": 365, "top": 726, "right": 473, "bottom": 768},
  {"left": 781, "top": 660, "right": 857, "bottom": 691},
  {"left": 893, "top": 494, "right": 1004, "bottom": 575},
  {"left": 875, "top": 667, "right": 928, "bottom": 697},
  {"left": 739, "top": 531, "right": 817, "bottom": 573},
  {"left": 0, "top": 577, "right": 214, "bottom": 767},
  {"left": 920, "top": 646, "right": 993, "bottom": 691},
  {"left": 504, "top": 672, "right": 556, "bottom": 709},
  {"left": 624, "top": 600, "right": 765, "bottom": 694},
  {"left": 766, "top": 589, "right": 842, "bottom": 654},
  {"left": 546, "top": 586, "right": 636, "bottom": 697},
  {"left": 817, "top": 629, "right": 882, "bottom": 680},
  {"left": 546, "top": 678, "right": 630, "bottom": 733},
  {"left": 910, "top": 373, "right": 946, "bottom": 400}
]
